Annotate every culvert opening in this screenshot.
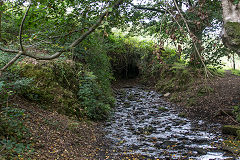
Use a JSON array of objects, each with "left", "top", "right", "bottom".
[{"left": 113, "top": 63, "right": 140, "bottom": 79}]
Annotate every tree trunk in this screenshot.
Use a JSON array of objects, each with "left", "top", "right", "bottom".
[{"left": 222, "top": 0, "right": 240, "bottom": 55}]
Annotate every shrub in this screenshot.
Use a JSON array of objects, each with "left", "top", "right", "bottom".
[{"left": 77, "top": 71, "right": 113, "bottom": 120}]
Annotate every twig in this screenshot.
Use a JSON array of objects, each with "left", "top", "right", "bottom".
[{"left": 131, "top": 3, "right": 166, "bottom": 13}]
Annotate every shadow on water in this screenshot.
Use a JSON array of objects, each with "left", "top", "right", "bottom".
[{"left": 104, "top": 87, "right": 238, "bottom": 159}]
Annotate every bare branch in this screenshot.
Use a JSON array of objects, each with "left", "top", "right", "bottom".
[
  {"left": 131, "top": 4, "right": 166, "bottom": 14},
  {"left": 19, "top": 1, "right": 31, "bottom": 52},
  {"left": 70, "top": 0, "right": 124, "bottom": 48},
  {"left": 0, "top": 47, "right": 19, "bottom": 53},
  {"left": 0, "top": 1, "right": 31, "bottom": 75},
  {"left": 23, "top": 50, "right": 66, "bottom": 60},
  {"left": 49, "top": 28, "right": 88, "bottom": 39},
  {"left": 23, "top": 0, "right": 124, "bottom": 60},
  {"left": 0, "top": 52, "right": 22, "bottom": 73}
]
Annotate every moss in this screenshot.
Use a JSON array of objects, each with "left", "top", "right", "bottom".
[
  {"left": 155, "top": 65, "right": 194, "bottom": 92},
  {"left": 222, "top": 139, "right": 240, "bottom": 155},
  {"left": 17, "top": 61, "right": 80, "bottom": 117},
  {"left": 158, "top": 106, "right": 168, "bottom": 112},
  {"left": 225, "top": 22, "right": 240, "bottom": 37},
  {"left": 225, "top": 22, "right": 240, "bottom": 47}
]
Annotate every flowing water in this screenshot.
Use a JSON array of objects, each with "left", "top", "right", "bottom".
[{"left": 104, "top": 86, "right": 238, "bottom": 159}]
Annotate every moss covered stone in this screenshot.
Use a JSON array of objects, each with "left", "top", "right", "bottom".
[
  {"left": 224, "top": 22, "right": 240, "bottom": 48},
  {"left": 222, "top": 125, "right": 240, "bottom": 136}
]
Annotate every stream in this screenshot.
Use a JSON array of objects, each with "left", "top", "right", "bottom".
[{"left": 104, "top": 86, "right": 238, "bottom": 159}]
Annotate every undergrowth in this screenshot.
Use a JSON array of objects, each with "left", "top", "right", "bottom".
[
  {"left": 231, "top": 69, "right": 240, "bottom": 76},
  {"left": 0, "top": 107, "right": 34, "bottom": 159},
  {"left": 155, "top": 63, "right": 202, "bottom": 93}
]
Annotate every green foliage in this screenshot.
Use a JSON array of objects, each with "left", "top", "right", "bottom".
[
  {"left": 105, "top": 33, "right": 154, "bottom": 78},
  {"left": 72, "top": 34, "right": 115, "bottom": 120},
  {"left": 197, "top": 86, "right": 214, "bottom": 96},
  {"left": 210, "top": 68, "right": 226, "bottom": 77},
  {"left": 233, "top": 106, "right": 240, "bottom": 123},
  {"left": 80, "top": 33, "right": 114, "bottom": 97},
  {"left": 0, "top": 107, "right": 33, "bottom": 159},
  {"left": 77, "top": 72, "right": 112, "bottom": 120},
  {"left": 160, "top": 47, "right": 180, "bottom": 64},
  {"left": 231, "top": 69, "right": 240, "bottom": 76},
  {"left": 0, "top": 53, "right": 34, "bottom": 106}
]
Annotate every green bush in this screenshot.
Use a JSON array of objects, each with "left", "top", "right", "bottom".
[
  {"left": 77, "top": 71, "right": 113, "bottom": 120},
  {"left": 231, "top": 69, "right": 240, "bottom": 76}
]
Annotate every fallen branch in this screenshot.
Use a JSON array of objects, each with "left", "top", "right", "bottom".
[{"left": 0, "top": 143, "right": 6, "bottom": 154}]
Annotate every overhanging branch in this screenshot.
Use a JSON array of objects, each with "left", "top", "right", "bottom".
[
  {"left": 0, "top": 0, "right": 124, "bottom": 71},
  {"left": 131, "top": 4, "right": 166, "bottom": 13}
]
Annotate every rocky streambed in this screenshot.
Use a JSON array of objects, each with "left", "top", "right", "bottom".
[{"left": 104, "top": 86, "right": 239, "bottom": 159}]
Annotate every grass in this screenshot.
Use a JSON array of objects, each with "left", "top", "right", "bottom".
[
  {"left": 231, "top": 69, "right": 240, "bottom": 76},
  {"left": 215, "top": 69, "right": 226, "bottom": 77}
]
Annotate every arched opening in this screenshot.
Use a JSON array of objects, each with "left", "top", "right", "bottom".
[{"left": 113, "top": 63, "right": 140, "bottom": 79}]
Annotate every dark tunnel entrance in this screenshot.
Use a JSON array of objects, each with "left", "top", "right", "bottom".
[{"left": 113, "top": 63, "right": 140, "bottom": 79}]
